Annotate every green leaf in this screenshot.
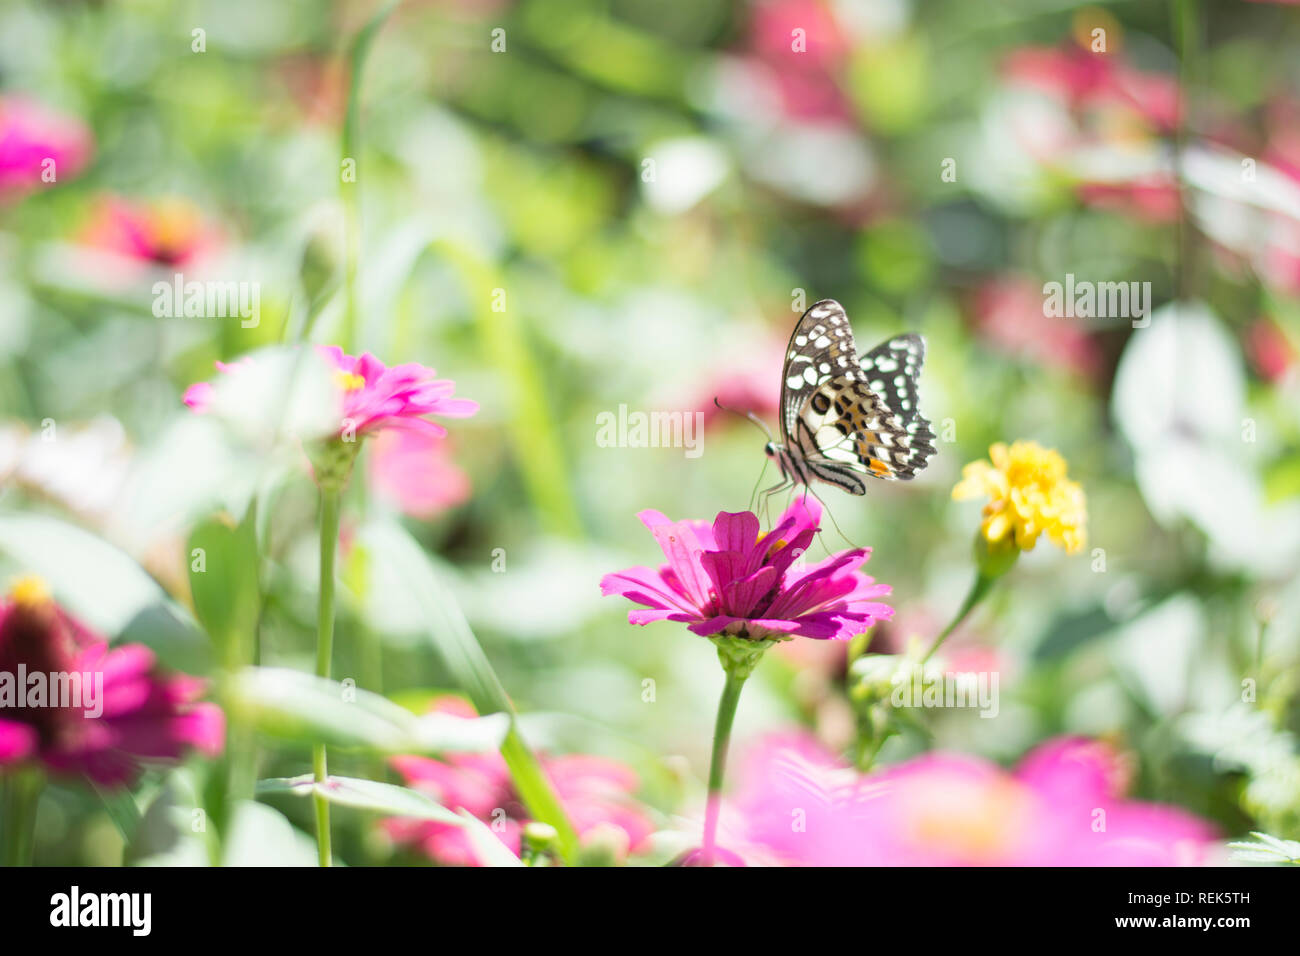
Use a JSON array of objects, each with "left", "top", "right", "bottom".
[
  {"left": 187, "top": 506, "right": 261, "bottom": 670},
  {"left": 0, "top": 512, "right": 209, "bottom": 673},
  {"left": 457, "top": 809, "right": 524, "bottom": 867},
  {"left": 222, "top": 801, "right": 319, "bottom": 867},
  {"left": 90, "top": 780, "right": 144, "bottom": 846},
  {"left": 258, "top": 775, "right": 461, "bottom": 824},
  {"left": 432, "top": 240, "right": 583, "bottom": 538},
  {"left": 353, "top": 519, "right": 579, "bottom": 860},
  {"left": 228, "top": 666, "right": 508, "bottom": 754},
  {"left": 1227, "top": 831, "right": 1300, "bottom": 864}
]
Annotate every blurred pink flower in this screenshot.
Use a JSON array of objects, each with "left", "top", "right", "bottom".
[
  {"left": 0, "top": 577, "right": 224, "bottom": 788},
  {"left": 184, "top": 347, "right": 478, "bottom": 441},
  {"left": 1246, "top": 317, "right": 1297, "bottom": 381},
  {"left": 693, "top": 333, "right": 785, "bottom": 430},
  {"left": 1263, "top": 95, "right": 1300, "bottom": 184},
  {"left": 601, "top": 498, "right": 892, "bottom": 642},
  {"left": 1074, "top": 176, "right": 1181, "bottom": 223},
  {"left": 999, "top": 45, "right": 1183, "bottom": 222},
  {"left": 274, "top": 55, "right": 347, "bottom": 127},
  {"left": 384, "top": 698, "right": 653, "bottom": 865},
  {"left": 79, "top": 195, "right": 221, "bottom": 267},
  {"left": 971, "top": 276, "right": 1102, "bottom": 376},
  {"left": 1002, "top": 45, "right": 1180, "bottom": 132},
  {"left": 367, "top": 429, "right": 471, "bottom": 518},
  {"left": 734, "top": 732, "right": 1217, "bottom": 865},
  {"left": 746, "top": 0, "right": 854, "bottom": 122},
  {"left": 181, "top": 358, "right": 239, "bottom": 412},
  {"left": 0, "top": 96, "right": 92, "bottom": 199}
]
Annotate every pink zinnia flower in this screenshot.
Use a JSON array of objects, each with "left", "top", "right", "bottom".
[
  {"left": 367, "top": 429, "right": 471, "bottom": 518},
  {"left": 79, "top": 195, "right": 221, "bottom": 268},
  {"left": 733, "top": 732, "right": 1217, "bottom": 866},
  {"left": 183, "top": 346, "right": 478, "bottom": 441},
  {"left": 0, "top": 96, "right": 92, "bottom": 199},
  {"left": 600, "top": 498, "right": 893, "bottom": 641},
  {"left": 0, "top": 577, "right": 224, "bottom": 787},
  {"left": 384, "top": 698, "right": 654, "bottom": 866}
]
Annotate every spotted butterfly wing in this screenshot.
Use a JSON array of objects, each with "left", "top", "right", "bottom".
[{"left": 778, "top": 299, "right": 936, "bottom": 494}]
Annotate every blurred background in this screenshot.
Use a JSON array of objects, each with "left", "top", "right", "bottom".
[{"left": 1, "top": 0, "right": 1299, "bottom": 864}]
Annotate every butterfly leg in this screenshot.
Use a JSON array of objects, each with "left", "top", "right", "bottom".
[
  {"left": 801, "top": 483, "right": 861, "bottom": 551},
  {"left": 748, "top": 458, "right": 775, "bottom": 513},
  {"left": 756, "top": 478, "right": 791, "bottom": 527}
]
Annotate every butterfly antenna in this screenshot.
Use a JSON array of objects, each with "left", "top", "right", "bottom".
[{"left": 712, "top": 397, "right": 775, "bottom": 442}]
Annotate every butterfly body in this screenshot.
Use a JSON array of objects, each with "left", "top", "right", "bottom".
[{"left": 763, "top": 299, "right": 936, "bottom": 497}]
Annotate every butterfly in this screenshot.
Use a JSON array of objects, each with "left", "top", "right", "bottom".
[{"left": 763, "top": 299, "right": 937, "bottom": 497}]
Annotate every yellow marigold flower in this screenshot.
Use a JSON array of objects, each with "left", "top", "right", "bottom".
[{"left": 952, "top": 441, "right": 1087, "bottom": 554}]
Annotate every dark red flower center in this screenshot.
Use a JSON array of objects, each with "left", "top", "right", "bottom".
[{"left": 0, "top": 597, "right": 89, "bottom": 750}]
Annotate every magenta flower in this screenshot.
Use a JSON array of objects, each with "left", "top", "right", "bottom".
[
  {"left": 731, "top": 732, "right": 1217, "bottom": 866},
  {"left": 383, "top": 698, "right": 654, "bottom": 866},
  {"left": 601, "top": 498, "right": 893, "bottom": 642},
  {"left": 315, "top": 346, "right": 478, "bottom": 439},
  {"left": 80, "top": 195, "right": 221, "bottom": 268},
  {"left": 0, "top": 96, "right": 92, "bottom": 199},
  {"left": 0, "top": 577, "right": 224, "bottom": 788},
  {"left": 367, "top": 429, "right": 471, "bottom": 518},
  {"left": 184, "top": 346, "right": 478, "bottom": 441}
]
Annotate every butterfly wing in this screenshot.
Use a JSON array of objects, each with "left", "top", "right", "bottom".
[
  {"left": 853, "top": 333, "right": 938, "bottom": 479},
  {"left": 779, "top": 300, "right": 936, "bottom": 491},
  {"left": 779, "top": 299, "right": 861, "bottom": 444}
]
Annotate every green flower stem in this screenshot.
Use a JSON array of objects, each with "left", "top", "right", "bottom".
[
  {"left": 856, "top": 732, "right": 891, "bottom": 773},
  {"left": 338, "top": 0, "right": 400, "bottom": 352},
  {"left": 313, "top": 486, "right": 342, "bottom": 867},
  {"left": 701, "top": 669, "right": 746, "bottom": 867},
  {"left": 2, "top": 767, "right": 43, "bottom": 866},
  {"left": 922, "top": 534, "right": 1019, "bottom": 665},
  {"left": 700, "top": 636, "right": 775, "bottom": 866},
  {"left": 920, "top": 571, "right": 995, "bottom": 665}
]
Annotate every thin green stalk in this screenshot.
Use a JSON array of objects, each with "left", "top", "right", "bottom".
[
  {"left": 1172, "top": 0, "right": 1201, "bottom": 302},
  {"left": 2, "top": 768, "right": 43, "bottom": 867},
  {"left": 338, "top": 0, "right": 400, "bottom": 352},
  {"left": 499, "top": 726, "right": 579, "bottom": 859},
  {"left": 1254, "top": 615, "right": 1270, "bottom": 684},
  {"left": 313, "top": 487, "right": 342, "bottom": 867},
  {"left": 434, "top": 242, "right": 583, "bottom": 537},
  {"left": 700, "top": 670, "right": 746, "bottom": 867},
  {"left": 921, "top": 571, "right": 997, "bottom": 665},
  {"left": 856, "top": 732, "right": 890, "bottom": 773}
]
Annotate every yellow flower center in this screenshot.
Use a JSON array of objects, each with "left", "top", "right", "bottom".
[
  {"left": 334, "top": 370, "right": 366, "bottom": 392},
  {"left": 146, "top": 199, "right": 200, "bottom": 253},
  {"left": 904, "top": 777, "right": 1031, "bottom": 863},
  {"left": 9, "top": 574, "right": 51, "bottom": 609}
]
